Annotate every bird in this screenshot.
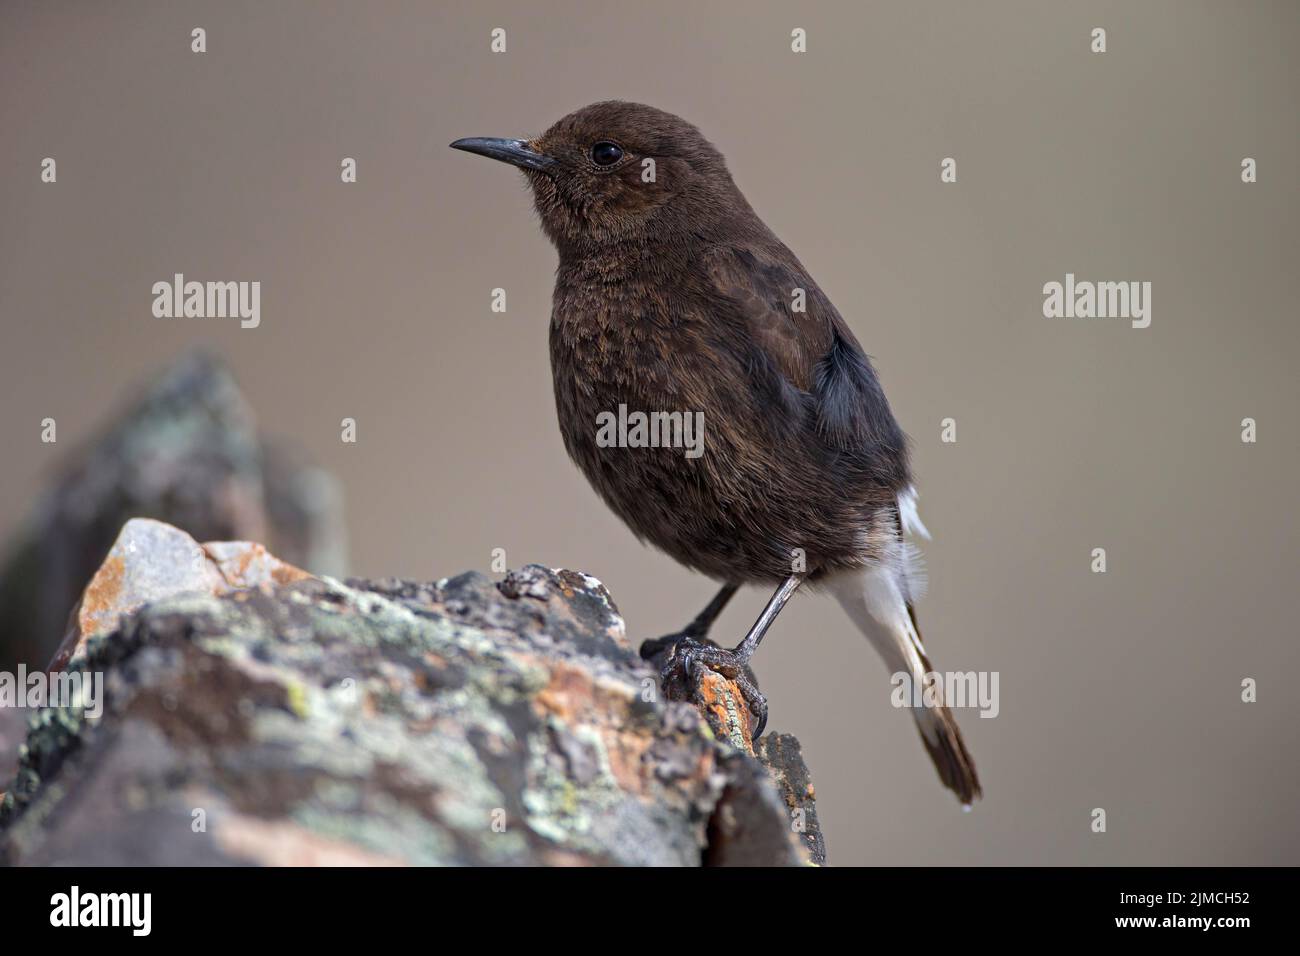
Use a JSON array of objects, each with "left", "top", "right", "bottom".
[{"left": 451, "top": 101, "right": 981, "bottom": 805}]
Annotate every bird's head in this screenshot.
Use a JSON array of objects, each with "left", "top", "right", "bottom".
[{"left": 451, "top": 101, "right": 740, "bottom": 250}]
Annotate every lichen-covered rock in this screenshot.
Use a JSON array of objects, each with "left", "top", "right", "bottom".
[
  {"left": 0, "top": 707, "right": 24, "bottom": 808},
  {"left": 0, "top": 351, "right": 346, "bottom": 670},
  {"left": 0, "top": 527, "right": 821, "bottom": 866},
  {"left": 754, "top": 734, "right": 825, "bottom": 865},
  {"left": 48, "top": 518, "right": 312, "bottom": 673}
]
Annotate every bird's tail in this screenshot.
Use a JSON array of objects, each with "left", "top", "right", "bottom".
[{"left": 826, "top": 517, "right": 982, "bottom": 806}]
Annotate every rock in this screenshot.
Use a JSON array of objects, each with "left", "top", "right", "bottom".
[
  {"left": 0, "top": 351, "right": 347, "bottom": 670},
  {"left": 0, "top": 523, "right": 821, "bottom": 866},
  {"left": 47, "top": 518, "right": 311, "bottom": 673},
  {"left": 756, "top": 734, "right": 825, "bottom": 865},
  {"left": 0, "top": 708, "right": 24, "bottom": 807}
]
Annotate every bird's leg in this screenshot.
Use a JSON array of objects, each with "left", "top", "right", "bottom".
[
  {"left": 729, "top": 573, "right": 804, "bottom": 665},
  {"left": 653, "top": 574, "right": 805, "bottom": 741},
  {"left": 639, "top": 583, "right": 739, "bottom": 664}
]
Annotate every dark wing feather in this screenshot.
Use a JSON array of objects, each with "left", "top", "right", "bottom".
[
  {"left": 701, "top": 242, "right": 910, "bottom": 480},
  {"left": 703, "top": 244, "right": 829, "bottom": 392}
]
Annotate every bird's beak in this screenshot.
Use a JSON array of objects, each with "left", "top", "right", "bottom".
[{"left": 449, "top": 137, "right": 556, "bottom": 173}]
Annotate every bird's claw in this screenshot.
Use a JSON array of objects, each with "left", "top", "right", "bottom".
[{"left": 656, "top": 634, "right": 768, "bottom": 743}]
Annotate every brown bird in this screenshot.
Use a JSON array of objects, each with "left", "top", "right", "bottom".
[{"left": 452, "top": 101, "right": 981, "bottom": 805}]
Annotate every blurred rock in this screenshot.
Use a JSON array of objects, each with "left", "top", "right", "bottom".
[
  {"left": 0, "top": 524, "right": 820, "bottom": 866},
  {"left": 0, "top": 351, "right": 347, "bottom": 669},
  {"left": 47, "top": 518, "right": 311, "bottom": 673},
  {"left": 0, "top": 708, "right": 23, "bottom": 806}
]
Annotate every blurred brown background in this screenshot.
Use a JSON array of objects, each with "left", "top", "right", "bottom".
[{"left": 2, "top": 1, "right": 1297, "bottom": 865}]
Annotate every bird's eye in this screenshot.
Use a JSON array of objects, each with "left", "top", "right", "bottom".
[{"left": 591, "top": 142, "right": 624, "bottom": 166}]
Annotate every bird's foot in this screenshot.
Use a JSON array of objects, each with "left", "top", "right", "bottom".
[
  {"left": 642, "top": 633, "right": 768, "bottom": 742},
  {"left": 638, "top": 631, "right": 689, "bottom": 665}
]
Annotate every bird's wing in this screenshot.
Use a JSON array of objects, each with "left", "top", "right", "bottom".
[
  {"left": 701, "top": 243, "right": 831, "bottom": 392},
  {"left": 701, "top": 242, "right": 908, "bottom": 457}
]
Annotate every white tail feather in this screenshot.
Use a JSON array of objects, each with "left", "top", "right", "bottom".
[
  {"left": 898, "top": 485, "right": 930, "bottom": 540},
  {"left": 828, "top": 500, "right": 982, "bottom": 804}
]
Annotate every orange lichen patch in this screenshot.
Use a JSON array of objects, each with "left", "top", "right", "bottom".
[
  {"left": 603, "top": 728, "right": 653, "bottom": 793},
  {"left": 48, "top": 554, "right": 131, "bottom": 671},
  {"left": 202, "top": 541, "right": 311, "bottom": 591},
  {"left": 77, "top": 554, "right": 126, "bottom": 635},
  {"left": 695, "top": 671, "right": 753, "bottom": 755},
  {"left": 534, "top": 659, "right": 621, "bottom": 724},
  {"left": 228, "top": 544, "right": 258, "bottom": 581},
  {"left": 532, "top": 658, "right": 660, "bottom": 792},
  {"left": 270, "top": 562, "right": 310, "bottom": 585}
]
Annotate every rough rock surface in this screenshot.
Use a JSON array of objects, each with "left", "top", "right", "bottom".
[
  {"left": 0, "top": 351, "right": 347, "bottom": 670},
  {"left": 48, "top": 518, "right": 311, "bottom": 673},
  {"left": 0, "top": 709, "right": 23, "bottom": 810},
  {"left": 0, "top": 522, "right": 822, "bottom": 866}
]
